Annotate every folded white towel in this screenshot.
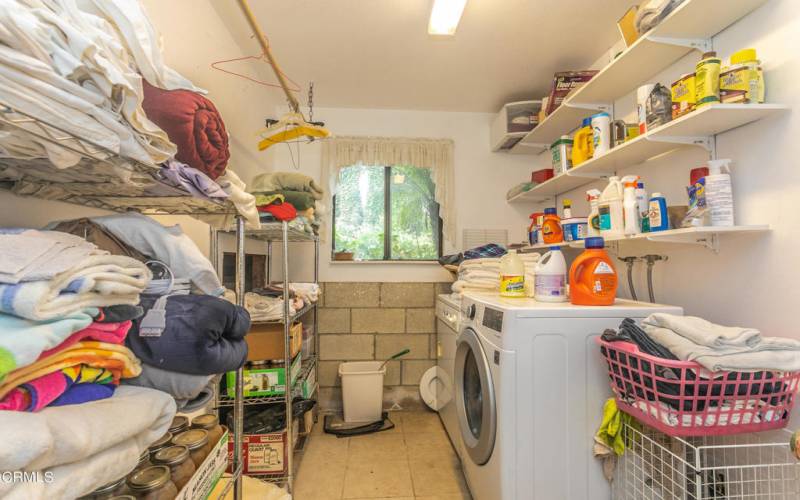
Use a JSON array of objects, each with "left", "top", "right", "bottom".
[
  {"left": 0, "top": 230, "right": 102, "bottom": 284},
  {"left": 643, "top": 313, "right": 761, "bottom": 348}
]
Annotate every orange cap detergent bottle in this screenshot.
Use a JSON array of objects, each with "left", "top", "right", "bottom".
[
  {"left": 541, "top": 208, "right": 563, "bottom": 244},
  {"left": 569, "top": 237, "right": 618, "bottom": 306}
]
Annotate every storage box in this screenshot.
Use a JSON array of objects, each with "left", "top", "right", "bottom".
[
  {"left": 545, "top": 71, "right": 598, "bottom": 115},
  {"left": 245, "top": 321, "right": 303, "bottom": 362},
  {"left": 175, "top": 427, "right": 228, "bottom": 500},
  {"left": 532, "top": 168, "right": 555, "bottom": 184},
  {"left": 226, "top": 354, "right": 302, "bottom": 398},
  {"left": 228, "top": 430, "right": 288, "bottom": 475},
  {"left": 490, "top": 100, "right": 541, "bottom": 152}
]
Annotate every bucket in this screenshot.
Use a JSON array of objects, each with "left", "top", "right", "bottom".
[{"left": 339, "top": 361, "right": 386, "bottom": 423}]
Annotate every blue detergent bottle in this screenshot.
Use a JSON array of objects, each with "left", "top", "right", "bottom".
[{"left": 648, "top": 192, "right": 669, "bottom": 231}]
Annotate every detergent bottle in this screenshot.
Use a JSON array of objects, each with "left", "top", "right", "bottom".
[
  {"left": 586, "top": 189, "right": 602, "bottom": 237},
  {"left": 636, "top": 181, "right": 650, "bottom": 232},
  {"left": 562, "top": 199, "right": 573, "bottom": 219},
  {"left": 541, "top": 208, "right": 563, "bottom": 244},
  {"left": 648, "top": 192, "right": 669, "bottom": 232},
  {"left": 534, "top": 246, "right": 568, "bottom": 302},
  {"left": 598, "top": 176, "right": 625, "bottom": 239},
  {"left": 499, "top": 249, "right": 526, "bottom": 298},
  {"left": 621, "top": 175, "right": 641, "bottom": 235},
  {"left": 571, "top": 118, "right": 594, "bottom": 167},
  {"left": 705, "top": 159, "right": 734, "bottom": 226},
  {"left": 569, "top": 237, "right": 618, "bottom": 306}
]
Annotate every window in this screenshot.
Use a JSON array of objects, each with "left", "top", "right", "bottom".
[{"left": 333, "top": 165, "right": 442, "bottom": 261}]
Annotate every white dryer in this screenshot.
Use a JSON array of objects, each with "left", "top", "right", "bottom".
[
  {"left": 435, "top": 293, "right": 463, "bottom": 459},
  {"left": 454, "top": 292, "right": 682, "bottom": 500}
]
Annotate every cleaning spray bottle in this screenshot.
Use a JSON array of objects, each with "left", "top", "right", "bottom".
[
  {"left": 534, "top": 246, "right": 567, "bottom": 302},
  {"left": 636, "top": 181, "right": 650, "bottom": 232},
  {"left": 598, "top": 176, "right": 625, "bottom": 239},
  {"left": 499, "top": 249, "right": 526, "bottom": 298},
  {"left": 587, "top": 189, "right": 602, "bottom": 237},
  {"left": 622, "top": 175, "right": 641, "bottom": 235},
  {"left": 705, "top": 159, "right": 734, "bottom": 226}
]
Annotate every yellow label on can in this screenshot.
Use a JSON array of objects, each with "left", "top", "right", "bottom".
[{"left": 500, "top": 275, "right": 525, "bottom": 297}]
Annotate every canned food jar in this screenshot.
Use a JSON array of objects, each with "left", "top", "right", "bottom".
[
  {"left": 152, "top": 446, "right": 196, "bottom": 491},
  {"left": 167, "top": 416, "right": 189, "bottom": 435},
  {"left": 171, "top": 429, "right": 210, "bottom": 468},
  {"left": 191, "top": 414, "right": 224, "bottom": 451},
  {"left": 147, "top": 432, "right": 173, "bottom": 460},
  {"left": 126, "top": 465, "right": 178, "bottom": 500}
]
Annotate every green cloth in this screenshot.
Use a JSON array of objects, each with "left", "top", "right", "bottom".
[
  {"left": 250, "top": 172, "right": 324, "bottom": 200},
  {"left": 595, "top": 398, "right": 631, "bottom": 456},
  {"left": 256, "top": 190, "right": 315, "bottom": 211},
  {"left": 253, "top": 193, "right": 285, "bottom": 207}
]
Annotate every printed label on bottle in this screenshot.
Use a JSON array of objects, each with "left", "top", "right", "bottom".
[
  {"left": 594, "top": 261, "right": 615, "bottom": 274},
  {"left": 500, "top": 275, "right": 525, "bottom": 297},
  {"left": 649, "top": 200, "right": 662, "bottom": 227},
  {"left": 534, "top": 274, "right": 565, "bottom": 298},
  {"left": 598, "top": 205, "right": 611, "bottom": 230},
  {"left": 576, "top": 223, "right": 588, "bottom": 239}
]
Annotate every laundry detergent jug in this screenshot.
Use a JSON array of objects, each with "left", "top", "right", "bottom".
[
  {"left": 499, "top": 249, "right": 526, "bottom": 298},
  {"left": 598, "top": 176, "right": 625, "bottom": 239},
  {"left": 569, "top": 237, "right": 618, "bottom": 306},
  {"left": 534, "top": 246, "right": 567, "bottom": 302},
  {"left": 571, "top": 118, "right": 594, "bottom": 167}
]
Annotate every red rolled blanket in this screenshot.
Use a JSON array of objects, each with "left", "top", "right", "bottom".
[{"left": 142, "top": 81, "right": 230, "bottom": 179}]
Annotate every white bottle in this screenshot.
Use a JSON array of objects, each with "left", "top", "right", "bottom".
[
  {"left": 705, "top": 159, "right": 735, "bottom": 226},
  {"left": 622, "top": 175, "right": 641, "bottom": 235},
  {"left": 534, "top": 246, "right": 567, "bottom": 302},
  {"left": 587, "top": 189, "right": 602, "bottom": 237},
  {"left": 499, "top": 249, "right": 526, "bottom": 297},
  {"left": 635, "top": 181, "right": 649, "bottom": 232},
  {"left": 598, "top": 176, "right": 625, "bottom": 239},
  {"left": 591, "top": 112, "right": 612, "bottom": 157}
]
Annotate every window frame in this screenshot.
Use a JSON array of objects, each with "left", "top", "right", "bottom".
[{"left": 331, "top": 165, "right": 443, "bottom": 262}]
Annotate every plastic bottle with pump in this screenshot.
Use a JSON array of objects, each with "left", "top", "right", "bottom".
[
  {"left": 587, "top": 189, "right": 602, "bottom": 237},
  {"left": 705, "top": 159, "right": 734, "bottom": 226},
  {"left": 499, "top": 249, "right": 526, "bottom": 297},
  {"left": 534, "top": 246, "right": 568, "bottom": 302},
  {"left": 598, "top": 176, "right": 625, "bottom": 239},
  {"left": 636, "top": 181, "right": 650, "bottom": 232},
  {"left": 622, "top": 175, "right": 641, "bottom": 235}
]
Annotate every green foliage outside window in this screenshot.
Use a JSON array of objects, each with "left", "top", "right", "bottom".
[{"left": 333, "top": 164, "right": 441, "bottom": 260}]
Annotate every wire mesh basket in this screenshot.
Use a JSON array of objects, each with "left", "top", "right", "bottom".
[{"left": 613, "top": 421, "right": 800, "bottom": 499}]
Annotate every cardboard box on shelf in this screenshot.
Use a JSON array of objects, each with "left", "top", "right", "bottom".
[
  {"left": 226, "top": 354, "right": 302, "bottom": 398},
  {"left": 618, "top": 6, "right": 640, "bottom": 47},
  {"left": 545, "top": 71, "right": 599, "bottom": 115},
  {"left": 175, "top": 428, "right": 229, "bottom": 500},
  {"left": 228, "top": 430, "right": 288, "bottom": 475},
  {"left": 246, "top": 321, "right": 303, "bottom": 362}
]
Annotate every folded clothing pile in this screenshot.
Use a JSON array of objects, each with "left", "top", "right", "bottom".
[
  {"left": 0, "top": 386, "right": 175, "bottom": 500},
  {"left": 249, "top": 171, "right": 325, "bottom": 235},
  {"left": 452, "top": 253, "right": 539, "bottom": 296},
  {"left": 224, "top": 282, "right": 321, "bottom": 322}
]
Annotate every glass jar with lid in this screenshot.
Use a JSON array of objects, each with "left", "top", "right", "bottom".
[
  {"left": 167, "top": 416, "right": 189, "bottom": 435},
  {"left": 191, "top": 414, "right": 224, "bottom": 451},
  {"left": 171, "top": 429, "right": 209, "bottom": 468},
  {"left": 131, "top": 449, "right": 152, "bottom": 474},
  {"left": 152, "top": 445, "right": 195, "bottom": 491},
  {"left": 147, "top": 432, "right": 173, "bottom": 460},
  {"left": 78, "top": 476, "right": 128, "bottom": 499},
  {"left": 126, "top": 465, "right": 178, "bottom": 500}
]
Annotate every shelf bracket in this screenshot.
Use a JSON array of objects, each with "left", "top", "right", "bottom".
[
  {"left": 565, "top": 169, "right": 616, "bottom": 180},
  {"left": 564, "top": 101, "right": 612, "bottom": 113},
  {"left": 647, "top": 36, "right": 711, "bottom": 52},
  {"left": 645, "top": 233, "right": 720, "bottom": 253},
  {"left": 646, "top": 135, "right": 712, "bottom": 151}
]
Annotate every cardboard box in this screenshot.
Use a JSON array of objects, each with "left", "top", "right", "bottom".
[
  {"left": 545, "top": 71, "right": 598, "bottom": 115},
  {"left": 228, "top": 430, "right": 288, "bottom": 475},
  {"left": 176, "top": 428, "right": 229, "bottom": 500},
  {"left": 294, "top": 363, "right": 317, "bottom": 399},
  {"left": 226, "top": 354, "right": 302, "bottom": 398},
  {"left": 246, "top": 321, "right": 303, "bottom": 362},
  {"left": 617, "top": 6, "right": 640, "bottom": 47}
]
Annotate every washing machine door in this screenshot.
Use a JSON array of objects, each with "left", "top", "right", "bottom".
[{"left": 454, "top": 327, "right": 496, "bottom": 466}]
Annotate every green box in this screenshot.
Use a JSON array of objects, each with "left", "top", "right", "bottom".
[{"left": 227, "top": 354, "right": 301, "bottom": 398}]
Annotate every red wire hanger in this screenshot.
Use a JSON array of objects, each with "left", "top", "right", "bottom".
[{"left": 209, "top": 35, "right": 302, "bottom": 92}]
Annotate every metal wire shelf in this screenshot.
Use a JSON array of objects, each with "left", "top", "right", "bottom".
[
  {"left": 613, "top": 420, "right": 800, "bottom": 499},
  {"left": 237, "top": 223, "right": 318, "bottom": 242},
  {"left": 250, "top": 301, "right": 316, "bottom": 325},
  {"left": 0, "top": 103, "right": 234, "bottom": 215},
  {"left": 216, "top": 356, "right": 318, "bottom": 408}
]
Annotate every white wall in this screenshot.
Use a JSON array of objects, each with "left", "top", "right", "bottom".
[
  {"left": 265, "top": 106, "right": 535, "bottom": 282},
  {"left": 518, "top": 0, "right": 800, "bottom": 339}
]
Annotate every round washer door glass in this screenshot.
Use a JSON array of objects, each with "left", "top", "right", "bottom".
[{"left": 455, "top": 327, "right": 496, "bottom": 466}]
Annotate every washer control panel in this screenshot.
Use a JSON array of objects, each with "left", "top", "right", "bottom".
[{"left": 482, "top": 307, "right": 503, "bottom": 333}]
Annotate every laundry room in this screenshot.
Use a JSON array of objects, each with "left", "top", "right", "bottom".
[{"left": 1, "top": 0, "right": 800, "bottom": 499}]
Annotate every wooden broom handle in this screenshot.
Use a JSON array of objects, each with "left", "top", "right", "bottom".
[{"left": 236, "top": 0, "right": 301, "bottom": 112}]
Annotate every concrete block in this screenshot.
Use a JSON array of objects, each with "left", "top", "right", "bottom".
[
  {"left": 318, "top": 360, "right": 341, "bottom": 387},
  {"left": 351, "top": 308, "right": 405, "bottom": 333},
  {"left": 380, "top": 283, "right": 435, "bottom": 308},
  {"left": 375, "top": 334, "right": 431, "bottom": 360},
  {"left": 324, "top": 282, "right": 380, "bottom": 308},
  {"left": 406, "top": 308, "right": 435, "bottom": 333},
  {"left": 319, "top": 334, "right": 374, "bottom": 360},
  {"left": 402, "top": 359, "right": 435, "bottom": 386},
  {"left": 318, "top": 308, "right": 350, "bottom": 334}
]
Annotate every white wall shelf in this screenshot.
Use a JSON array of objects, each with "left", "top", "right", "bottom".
[
  {"left": 508, "top": 103, "right": 787, "bottom": 203},
  {"left": 511, "top": 0, "right": 770, "bottom": 153}
]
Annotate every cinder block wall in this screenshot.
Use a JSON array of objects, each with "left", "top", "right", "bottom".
[{"left": 316, "top": 282, "right": 450, "bottom": 411}]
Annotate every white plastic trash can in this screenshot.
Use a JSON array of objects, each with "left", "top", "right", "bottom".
[{"left": 339, "top": 361, "right": 386, "bottom": 423}]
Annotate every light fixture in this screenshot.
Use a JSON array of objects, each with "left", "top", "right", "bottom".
[{"left": 428, "top": 0, "right": 467, "bottom": 36}]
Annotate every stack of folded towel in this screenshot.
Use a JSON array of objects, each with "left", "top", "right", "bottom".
[
  {"left": 248, "top": 171, "right": 325, "bottom": 235},
  {"left": 224, "top": 282, "right": 322, "bottom": 322},
  {"left": 452, "top": 253, "right": 539, "bottom": 296},
  {"left": 642, "top": 313, "right": 800, "bottom": 372}
]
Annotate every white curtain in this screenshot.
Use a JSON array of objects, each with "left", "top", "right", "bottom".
[{"left": 321, "top": 136, "right": 456, "bottom": 245}]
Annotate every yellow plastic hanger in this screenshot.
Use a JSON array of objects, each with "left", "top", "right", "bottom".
[{"left": 256, "top": 112, "right": 330, "bottom": 151}]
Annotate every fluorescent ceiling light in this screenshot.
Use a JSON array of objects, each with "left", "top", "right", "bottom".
[{"left": 428, "top": 0, "right": 467, "bottom": 36}]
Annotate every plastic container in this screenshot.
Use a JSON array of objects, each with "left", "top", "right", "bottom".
[
  {"left": 562, "top": 199, "right": 572, "bottom": 219},
  {"left": 541, "top": 208, "right": 563, "bottom": 244},
  {"left": 532, "top": 168, "right": 555, "bottom": 184},
  {"left": 705, "top": 159, "right": 734, "bottom": 226},
  {"left": 533, "top": 247, "right": 567, "bottom": 302},
  {"left": 591, "top": 112, "right": 611, "bottom": 156},
  {"left": 339, "top": 361, "right": 386, "bottom": 423},
  {"left": 586, "top": 189, "right": 602, "bottom": 237},
  {"left": 499, "top": 249, "right": 526, "bottom": 297},
  {"left": 597, "top": 338, "right": 800, "bottom": 437},
  {"left": 637, "top": 83, "right": 656, "bottom": 134},
  {"left": 550, "top": 136, "right": 573, "bottom": 174},
  {"left": 636, "top": 181, "right": 649, "bottom": 233},
  {"left": 598, "top": 176, "right": 624, "bottom": 239},
  {"left": 648, "top": 192, "right": 669, "bottom": 232},
  {"left": 571, "top": 118, "right": 594, "bottom": 166},
  {"left": 561, "top": 217, "right": 588, "bottom": 242},
  {"left": 695, "top": 51, "right": 721, "bottom": 107},
  {"left": 528, "top": 212, "right": 543, "bottom": 245},
  {"left": 721, "top": 48, "right": 765, "bottom": 104},
  {"left": 569, "top": 237, "right": 618, "bottom": 306},
  {"left": 622, "top": 176, "right": 641, "bottom": 235}
]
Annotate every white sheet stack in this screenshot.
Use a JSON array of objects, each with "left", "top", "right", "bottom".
[{"left": 452, "top": 253, "right": 540, "bottom": 296}]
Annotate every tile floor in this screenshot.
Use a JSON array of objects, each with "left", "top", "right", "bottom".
[{"left": 293, "top": 410, "right": 472, "bottom": 500}]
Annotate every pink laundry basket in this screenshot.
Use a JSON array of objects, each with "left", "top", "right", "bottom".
[{"left": 597, "top": 338, "right": 800, "bottom": 437}]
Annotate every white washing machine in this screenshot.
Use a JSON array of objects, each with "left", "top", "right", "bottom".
[
  {"left": 455, "top": 292, "right": 683, "bottom": 500},
  {"left": 435, "top": 293, "right": 463, "bottom": 459}
]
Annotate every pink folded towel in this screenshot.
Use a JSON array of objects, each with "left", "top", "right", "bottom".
[{"left": 39, "top": 321, "right": 131, "bottom": 360}]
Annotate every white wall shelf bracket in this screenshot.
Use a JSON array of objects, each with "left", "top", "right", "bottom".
[
  {"left": 647, "top": 135, "right": 712, "bottom": 151},
  {"left": 646, "top": 233, "right": 720, "bottom": 253},
  {"left": 566, "top": 169, "right": 615, "bottom": 180},
  {"left": 564, "top": 101, "right": 612, "bottom": 113},
  {"left": 647, "top": 36, "right": 711, "bottom": 52}
]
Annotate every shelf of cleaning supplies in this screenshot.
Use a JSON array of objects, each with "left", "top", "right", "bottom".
[
  {"left": 566, "top": 225, "right": 770, "bottom": 252},
  {"left": 508, "top": 103, "right": 788, "bottom": 203},
  {"left": 511, "top": 0, "right": 770, "bottom": 152}
]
